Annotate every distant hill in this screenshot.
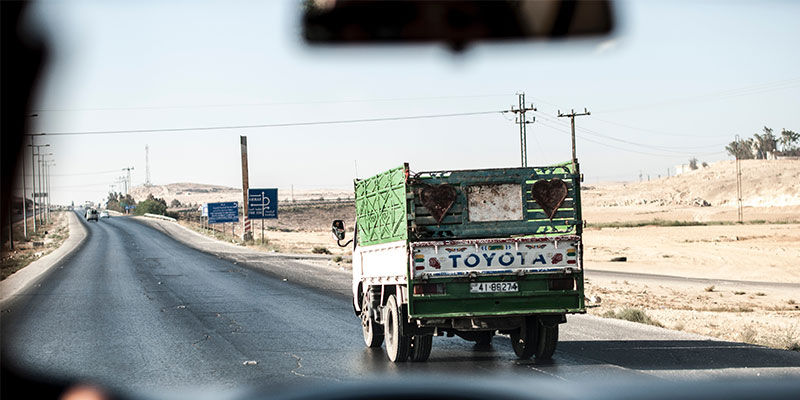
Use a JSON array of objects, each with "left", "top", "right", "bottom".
[
  {"left": 129, "top": 159, "right": 799, "bottom": 211},
  {"left": 129, "top": 183, "right": 352, "bottom": 207},
  {"left": 584, "top": 159, "right": 800, "bottom": 208}
]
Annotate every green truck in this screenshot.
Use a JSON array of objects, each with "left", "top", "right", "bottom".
[{"left": 332, "top": 162, "right": 585, "bottom": 362}]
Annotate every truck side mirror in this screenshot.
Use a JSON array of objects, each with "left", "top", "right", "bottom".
[{"left": 332, "top": 220, "right": 346, "bottom": 241}]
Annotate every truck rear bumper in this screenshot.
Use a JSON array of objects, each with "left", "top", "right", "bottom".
[
  {"left": 408, "top": 273, "right": 585, "bottom": 318},
  {"left": 410, "top": 294, "right": 584, "bottom": 318}
]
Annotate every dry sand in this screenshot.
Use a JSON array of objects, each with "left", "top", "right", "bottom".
[{"left": 174, "top": 159, "right": 800, "bottom": 350}]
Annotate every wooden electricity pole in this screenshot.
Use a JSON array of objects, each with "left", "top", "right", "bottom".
[
  {"left": 558, "top": 108, "right": 591, "bottom": 166},
  {"left": 735, "top": 135, "right": 743, "bottom": 223},
  {"left": 240, "top": 136, "right": 253, "bottom": 242},
  {"left": 509, "top": 92, "right": 536, "bottom": 167}
]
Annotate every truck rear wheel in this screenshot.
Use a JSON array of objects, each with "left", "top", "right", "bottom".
[
  {"left": 383, "top": 295, "right": 410, "bottom": 362},
  {"left": 409, "top": 335, "right": 433, "bottom": 362},
  {"left": 535, "top": 323, "right": 558, "bottom": 360},
  {"left": 474, "top": 331, "right": 493, "bottom": 347},
  {"left": 360, "top": 292, "right": 383, "bottom": 348},
  {"left": 510, "top": 317, "right": 538, "bottom": 360}
]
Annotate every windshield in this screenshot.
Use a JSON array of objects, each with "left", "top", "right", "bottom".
[{"left": 2, "top": 0, "right": 799, "bottom": 397}]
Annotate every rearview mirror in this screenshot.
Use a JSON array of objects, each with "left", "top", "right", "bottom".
[
  {"left": 303, "top": 0, "right": 614, "bottom": 52},
  {"left": 332, "top": 220, "right": 346, "bottom": 241}
]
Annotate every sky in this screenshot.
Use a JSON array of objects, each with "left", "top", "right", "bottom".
[{"left": 16, "top": 0, "right": 800, "bottom": 205}]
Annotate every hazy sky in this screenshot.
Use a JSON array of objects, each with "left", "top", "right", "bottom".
[{"left": 18, "top": 0, "right": 800, "bottom": 205}]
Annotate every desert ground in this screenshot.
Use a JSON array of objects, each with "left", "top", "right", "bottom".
[
  {"left": 1, "top": 212, "right": 70, "bottom": 280},
  {"left": 165, "top": 159, "right": 799, "bottom": 350}
]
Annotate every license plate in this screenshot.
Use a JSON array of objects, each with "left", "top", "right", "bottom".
[{"left": 470, "top": 282, "right": 519, "bottom": 293}]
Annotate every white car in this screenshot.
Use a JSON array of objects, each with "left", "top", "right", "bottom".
[
  {"left": 99, "top": 210, "right": 110, "bottom": 219},
  {"left": 85, "top": 209, "right": 99, "bottom": 222}
]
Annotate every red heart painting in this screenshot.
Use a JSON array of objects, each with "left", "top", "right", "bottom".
[
  {"left": 417, "top": 184, "right": 456, "bottom": 224},
  {"left": 530, "top": 179, "right": 568, "bottom": 220}
]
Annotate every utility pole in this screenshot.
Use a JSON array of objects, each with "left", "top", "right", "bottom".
[
  {"left": 240, "top": 136, "right": 253, "bottom": 242},
  {"left": 7, "top": 202, "right": 12, "bottom": 250},
  {"left": 21, "top": 144, "right": 28, "bottom": 239},
  {"left": 122, "top": 167, "right": 134, "bottom": 195},
  {"left": 558, "top": 108, "right": 591, "bottom": 168},
  {"left": 735, "top": 135, "right": 743, "bottom": 223},
  {"left": 42, "top": 156, "right": 50, "bottom": 223},
  {"left": 21, "top": 114, "right": 37, "bottom": 240},
  {"left": 509, "top": 92, "right": 536, "bottom": 167},
  {"left": 145, "top": 145, "right": 152, "bottom": 186},
  {"left": 28, "top": 142, "right": 49, "bottom": 231},
  {"left": 38, "top": 152, "right": 53, "bottom": 224},
  {"left": 45, "top": 158, "right": 54, "bottom": 222},
  {"left": 30, "top": 139, "right": 36, "bottom": 232},
  {"left": 38, "top": 153, "right": 43, "bottom": 224}
]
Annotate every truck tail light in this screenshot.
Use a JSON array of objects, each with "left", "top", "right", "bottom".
[
  {"left": 548, "top": 278, "right": 575, "bottom": 291},
  {"left": 413, "top": 283, "right": 446, "bottom": 295}
]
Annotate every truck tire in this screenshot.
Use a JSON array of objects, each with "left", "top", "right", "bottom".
[
  {"left": 409, "top": 335, "right": 433, "bottom": 362},
  {"left": 535, "top": 323, "right": 558, "bottom": 360},
  {"left": 474, "top": 331, "right": 493, "bottom": 347},
  {"left": 510, "top": 317, "right": 538, "bottom": 360},
  {"left": 361, "top": 292, "right": 383, "bottom": 348},
  {"left": 383, "top": 295, "right": 410, "bottom": 362}
]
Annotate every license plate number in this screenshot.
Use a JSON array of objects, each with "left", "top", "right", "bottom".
[{"left": 470, "top": 282, "right": 519, "bottom": 293}]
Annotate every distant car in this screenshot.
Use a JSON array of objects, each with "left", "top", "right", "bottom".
[
  {"left": 99, "top": 210, "right": 110, "bottom": 219},
  {"left": 85, "top": 209, "right": 99, "bottom": 222}
]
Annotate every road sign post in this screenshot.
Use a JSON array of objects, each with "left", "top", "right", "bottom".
[
  {"left": 247, "top": 188, "right": 278, "bottom": 244},
  {"left": 201, "top": 203, "right": 209, "bottom": 232},
  {"left": 207, "top": 202, "right": 239, "bottom": 225}
]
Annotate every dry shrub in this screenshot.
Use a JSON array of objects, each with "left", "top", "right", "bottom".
[
  {"left": 739, "top": 325, "right": 758, "bottom": 344},
  {"left": 311, "top": 246, "right": 331, "bottom": 254},
  {"left": 603, "top": 308, "right": 663, "bottom": 328},
  {"left": 766, "top": 326, "right": 799, "bottom": 352}
]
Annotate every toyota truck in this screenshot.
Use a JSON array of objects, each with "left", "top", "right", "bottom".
[{"left": 332, "top": 162, "right": 585, "bottom": 362}]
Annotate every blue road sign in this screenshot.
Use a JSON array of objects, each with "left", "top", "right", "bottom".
[
  {"left": 207, "top": 201, "right": 239, "bottom": 224},
  {"left": 248, "top": 188, "right": 278, "bottom": 219},
  {"left": 125, "top": 205, "right": 136, "bottom": 211}
]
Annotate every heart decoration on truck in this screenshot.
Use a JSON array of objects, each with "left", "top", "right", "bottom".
[
  {"left": 530, "top": 179, "right": 568, "bottom": 220},
  {"left": 416, "top": 183, "right": 457, "bottom": 224}
]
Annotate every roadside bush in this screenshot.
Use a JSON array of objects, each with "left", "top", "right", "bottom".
[
  {"left": 135, "top": 194, "right": 168, "bottom": 216},
  {"left": 603, "top": 308, "right": 663, "bottom": 327},
  {"left": 312, "top": 246, "right": 331, "bottom": 254},
  {"left": 739, "top": 325, "right": 758, "bottom": 344}
]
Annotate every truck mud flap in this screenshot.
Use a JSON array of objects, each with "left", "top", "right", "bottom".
[{"left": 539, "top": 314, "right": 567, "bottom": 327}]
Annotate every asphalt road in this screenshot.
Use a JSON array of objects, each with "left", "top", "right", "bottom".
[{"left": 2, "top": 212, "right": 799, "bottom": 395}]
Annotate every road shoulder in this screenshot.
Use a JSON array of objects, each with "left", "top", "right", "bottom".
[
  {"left": 0, "top": 212, "right": 88, "bottom": 302},
  {"left": 131, "top": 216, "right": 352, "bottom": 297}
]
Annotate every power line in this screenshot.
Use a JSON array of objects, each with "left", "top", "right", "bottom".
[
  {"left": 21, "top": 168, "right": 122, "bottom": 177},
  {"left": 595, "top": 77, "right": 800, "bottom": 113},
  {"left": 590, "top": 116, "right": 732, "bottom": 138},
  {"left": 535, "top": 120, "right": 724, "bottom": 158},
  {"left": 32, "top": 93, "right": 512, "bottom": 113},
  {"left": 535, "top": 112, "right": 726, "bottom": 153},
  {"left": 30, "top": 110, "right": 505, "bottom": 137}
]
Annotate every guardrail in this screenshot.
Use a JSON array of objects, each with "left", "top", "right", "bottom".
[
  {"left": 282, "top": 198, "right": 355, "bottom": 207},
  {"left": 143, "top": 213, "right": 177, "bottom": 222}
]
